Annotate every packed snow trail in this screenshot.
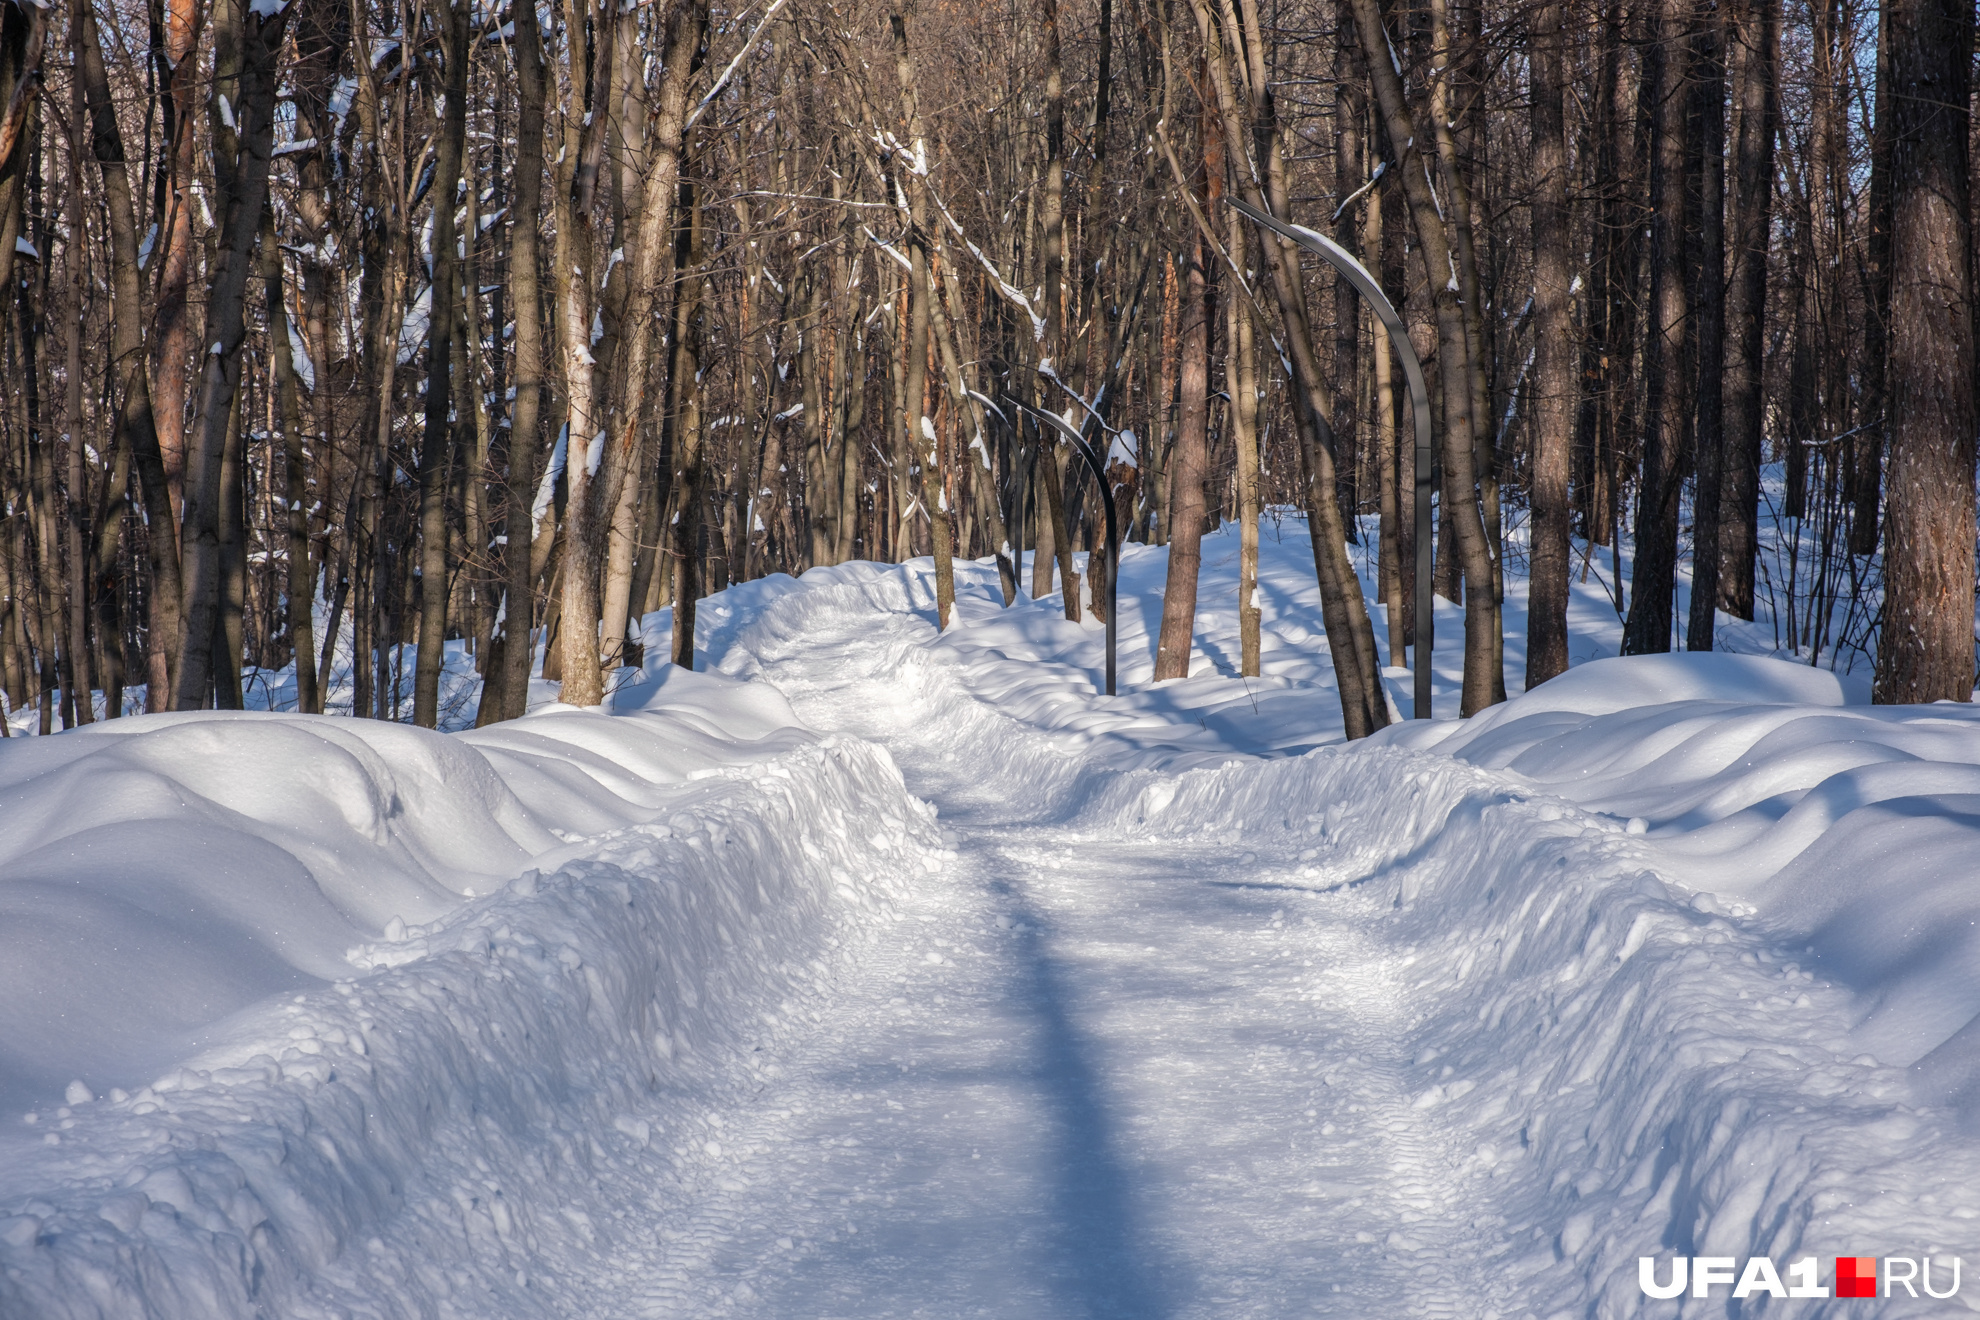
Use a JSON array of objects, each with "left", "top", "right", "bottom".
[{"left": 582, "top": 572, "right": 1489, "bottom": 1319}]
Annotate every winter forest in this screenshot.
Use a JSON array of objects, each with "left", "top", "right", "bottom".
[
  {"left": 0, "top": 0, "right": 1973, "bottom": 736},
  {"left": 15, "top": 0, "right": 1980, "bottom": 1312}
]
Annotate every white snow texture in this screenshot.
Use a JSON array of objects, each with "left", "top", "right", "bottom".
[{"left": 4, "top": 526, "right": 1980, "bottom": 1317}]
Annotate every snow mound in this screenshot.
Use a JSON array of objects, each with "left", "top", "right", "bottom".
[{"left": 0, "top": 671, "right": 939, "bottom": 1319}]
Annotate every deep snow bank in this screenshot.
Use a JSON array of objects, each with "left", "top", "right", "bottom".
[
  {"left": 0, "top": 669, "right": 939, "bottom": 1319},
  {"left": 1377, "top": 653, "right": 1980, "bottom": 1088}
]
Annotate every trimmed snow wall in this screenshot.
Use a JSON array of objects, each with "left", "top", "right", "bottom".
[{"left": 0, "top": 690, "right": 939, "bottom": 1319}]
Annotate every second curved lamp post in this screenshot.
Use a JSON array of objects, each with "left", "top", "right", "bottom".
[
  {"left": 1227, "top": 196, "right": 1435, "bottom": 720},
  {"left": 1013, "top": 400, "right": 1120, "bottom": 696}
]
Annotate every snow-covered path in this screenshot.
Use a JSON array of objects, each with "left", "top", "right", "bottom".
[
  {"left": 581, "top": 584, "right": 1490, "bottom": 1319},
  {"left": 15, "top": 544, "right": 1980, "bottom": 1318}
]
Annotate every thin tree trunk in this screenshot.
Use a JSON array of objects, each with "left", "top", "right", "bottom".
[
  {"left": 1718, "top": 0, "right": 1777, "bottom": 616},
  {"left": 479, "top": 0, "right": 548, "bottom": 726},
  {"left": 61, "top": 69, "right": 92, "bottom": 721},
  {"left": 152, "top": 0, "right": 199, "bottom": 525},
  {"left": 1230, "top": 219, "right": 1260, "bottom": 677},
  {"left": 261, "top": 205, "right": 317, "bottom": 712},
  {"left": 1155, "top": 227, "right": 1212, "bottom": 679},
  {"left": 1851, "top": 0, "right": 1890, "bottom": 559},
  {"left": 1033, "top": 0, "right": 1081, "bottom": 619},
  {"left": 549, "top": 0, "right": 613, "bottom": 705},
  {"left": 414, "top": 0, "right": 466, "bottom": 727},
  {"left": 1368, "top": 179, "right": 1405, "bottom": 665},
  {"left": 561, "top": 0, "right": 703, "bottom": 703},
  {"left": 670, "top": 180, "right": 708, "bottom": 670},
  {"left": 1686, "top": 2, "right": 1728, "bottom": 650}
]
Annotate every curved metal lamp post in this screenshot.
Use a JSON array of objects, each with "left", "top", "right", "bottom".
[
  {"left": 1013, "top": 400, "right": 1119, "bottom": 696},
  {"left": 1227, "top": 196, "right": 1435, "bottom": 719}
]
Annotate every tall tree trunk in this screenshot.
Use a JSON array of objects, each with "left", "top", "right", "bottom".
[
  {"left": 1331, "top": 0, "right": 1364, "bottom": 532},
  {"left": 414, "top": 0, "right": 467, "bottom": 727},
  {"left": 1685, "top": 0, "right": 1728, "bottom": 650},
  {"left": 1368, "top": 175, "right": 1405, "bottom": 664},
  {"left": 1033, "top": 0, "right": 1081, "bottom": 619},
  {"left": 670, "top": 179, "right": 708, "bottom": 670},
  {"left": 559, "top": 0, "right": 703, "bottom": 703},
  {"left": 1191, "top": 0, "right": 1388, "bottom": 731},
  {"left": 1717, "top": 0, "right": 1777, "bottom": 617},
  {"left": 74, "top": 0, "right": 180, "bottom": 708},
  {"left": 172, "top": 0, "right": 289, "bottom": 708},
  {"left": 479, "top": 0, "right": 548, "bottom": 726},
  {"left": 1154, "top": 226, "right": 1212, "bottom": 679},
  {"left": 60, "top": 87, "right": 92, "bottom": 722},
  {"left": 1230, "top": 218, "right": 1261, "bottom": 678},
  {"left": 1621, "top": 0, "right": 1694, "bottom": 656},
  {"left": 1852, "top": 1, "right": 1891, "bottom": 559},
  {"left": 152, "top": 0, "right": 199, "bottom": 525},
  {"left": 1525, "top": 0, "right": 1573, "bottom": 686},
  {"left": 1874, "top": 0, "right": 1975, "bottom": 702},
  {"left": 549, "top": 0, "right": 614, "bottom": 705},
  {"left": 261, "top": 205, "right": 317, "bottom": 712}
]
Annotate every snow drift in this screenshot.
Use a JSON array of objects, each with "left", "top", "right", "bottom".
[{"left": 0, "top": 669, "right": 939, "bottom": 1319}]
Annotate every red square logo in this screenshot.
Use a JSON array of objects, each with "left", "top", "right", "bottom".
[{"left": 1837, "top": 1257, "right": 1877, "bottom": 1298}]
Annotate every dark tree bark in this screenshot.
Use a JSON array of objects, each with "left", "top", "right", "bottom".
[
  {"left": 1717, "top": 0, "right": 1777, "bottom": 617},
  {"left": 172, "top": 0, "right": 290, "bottom": 708},
  {"left": 890, "top": 11, "right": 954, "bottom": 628},
  {"left": 1525, "top": 0, "right": 1573, "bottom": 686},
  {"left": 1351, "top": 0, "right": 1498, "bottom": 714},
  {"left": 1033, "top": 0, "right": 1082, "bottom": 620},
  {"left": 479, "top": 0, "right": 549, "bottom": 726},
  {"left": 1853, "top": 4, "right": 1893, "bottom": 558},
  {"left": 1331, "top": 0, "right": 1364, "bottom": 526},
  {"left": 1685, "top": 0, "right": 1728, "bottom": 650},
  {"left": 415, "top": 0, "right": 468, "bottom": 728},
  {"left": 261, "top": 205, "right": 317, "bottom": 715},
  {"left": 1874, "top": 0, "right": 1975, "bottom": 703},
  {"left": 73, "top": 0, "right": 181, "bottom": 708},
  {"left": 1622, "top": 0, "right": 1694, "bottom": 655},
  {"left": 670, "top": 174, "right": 708, "bottom": 670}
]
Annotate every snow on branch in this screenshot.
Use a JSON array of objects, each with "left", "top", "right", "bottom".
[
  {"left": 866, "top": 127, "right": 1044, "bottom": 342},
  {"left": 684, "top": 0, "right": 789, "bottom": 133},
  {"left": 860, "top": 226, "right": 912, "bottom": 273}
]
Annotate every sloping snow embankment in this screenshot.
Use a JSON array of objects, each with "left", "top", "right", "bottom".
[{"left": 0, "top": 669, "right": 940, "bottom": 1319}]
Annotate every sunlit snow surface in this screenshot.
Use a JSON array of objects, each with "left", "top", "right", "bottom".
[{"left": 4, "top": 525, "right": 1980, "bottom": 1317}]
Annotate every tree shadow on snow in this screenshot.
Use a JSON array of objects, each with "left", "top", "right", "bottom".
[{"left": 991, "top": 876, "right": 1179, "bottom": 1320}]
